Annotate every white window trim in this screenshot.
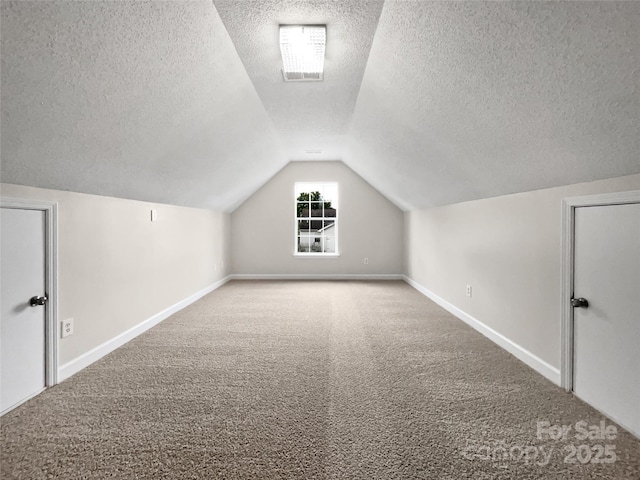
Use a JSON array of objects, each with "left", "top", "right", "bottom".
[{"left": 293, "top": 182, "right": 339, "bottom": 256}]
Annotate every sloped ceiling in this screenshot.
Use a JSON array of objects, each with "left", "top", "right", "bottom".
[
  {"left": 1, "top": 1, "right": 639, "bottom": 212},
  {"left": 349, "top": 1, "right": 640, "bottom": 210},
  {"left": 212, "top": 0, "right": 384, "bottom": 162},
  {"left": 1, "top": 0, "right": 284, "bottom": 211}
]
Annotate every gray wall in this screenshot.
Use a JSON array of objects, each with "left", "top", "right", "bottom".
[
  {"left": 231, "top": 161, "right": 404, "bottom": 276},
  {"left": 7, "top": 167, "right": 635, "bottom": 379},
  {"left": 405, "top": 174, "right": 640, "bottom": 370},
  {"left": 1, "top": 183, "right": 230, "bottom": 365}
]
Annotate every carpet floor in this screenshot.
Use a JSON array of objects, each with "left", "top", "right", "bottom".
[{"left": 2, "top": 280, "right": 639, "bottom": 479}]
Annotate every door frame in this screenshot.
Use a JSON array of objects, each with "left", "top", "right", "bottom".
[
  {"left": 1, "top": 196, "right": 58, "bottom": 389},
  {"left": 560, "top": 189, "right": 640, "bottom": 391}
]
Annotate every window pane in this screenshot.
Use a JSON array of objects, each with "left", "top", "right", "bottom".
[
  {"left": 311, "top": 241, "right": 322, "bottom": 252},
  {"left": 310, "top": 218, "right": 323, "bottom": 231},
  {"left": 323, "top": 236, "right": 335, "bottom": 253},
  {"left": 297, "top": 236, "right": 311, "bottom": 252},
  {"left": 323, "top": 184, "right": 338, "bottom": 209},
  {"left": 298, "top": 220, "right": 311, "bottom": 233},
  {"left": 297, "top": 201, "right": 310, "bottom": 218}
]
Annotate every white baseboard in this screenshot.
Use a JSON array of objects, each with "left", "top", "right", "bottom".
[
  {"left": 231, "top": 274, "right": 404, "bottom": 280},
  {"left": 58, "top": 274, "right": 560, "bottom": 386},
  {"left": 58, "top": 275, "right": 231, "bottom": 382},
  {"left": 403, "top": 276, "right": 561, "bottom": 385}
]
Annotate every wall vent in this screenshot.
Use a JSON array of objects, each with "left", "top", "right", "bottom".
[{"left": 282, "top": 71, "right": 323, "bottom": 82}]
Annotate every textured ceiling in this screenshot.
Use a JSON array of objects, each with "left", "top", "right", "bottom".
[
  {"left": 1, "top": 0, "right": 283, "bottom": 211},
  {"left": 212, "top": 0, "right": 384, "bottom": 162},
  {"left": 1, "top": 1, "right": 639, "bottom": 212},
  {"left": 348, "top": 0, "right": 640, "bottom": 210}
]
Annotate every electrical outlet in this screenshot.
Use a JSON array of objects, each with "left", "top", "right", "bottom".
[
  {"left": 150, "top": 209, "right": 158, "bottom": 222},
  {"left": 61, "top": 318, "right": 74, "bottom": 338},
  {"left": 466, "top": 285, "right": 472, "bottom": 298},
  {"left": 364, "top": 257, "right": 369, "bottom": 265}
]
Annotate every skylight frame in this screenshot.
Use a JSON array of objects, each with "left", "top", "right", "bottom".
[{"left": 279, "top": 25, "right": 326, "bottom": 82}]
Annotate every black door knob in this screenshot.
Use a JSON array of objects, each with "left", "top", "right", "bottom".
[
  {"left": 29, "top": 295, "right": 48, "bottom": 307},
  {"left": 571, "top": 297, "right": 589, "bottom": 308}
]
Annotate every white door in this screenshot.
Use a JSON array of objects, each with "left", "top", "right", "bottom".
[
  {"left": 573, "top": 202, "right": 640, "bottom": 437},
  {"left": 1, "top": 207, "right": 47, "bottom": 414}
]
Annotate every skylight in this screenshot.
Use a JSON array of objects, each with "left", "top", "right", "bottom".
[{"left": 279, "top": 25, "right": 326, "bottom": 82}]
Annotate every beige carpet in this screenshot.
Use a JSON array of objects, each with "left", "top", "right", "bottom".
[{"left": 2, "top": 280, "right": 639, "bottom": 479}]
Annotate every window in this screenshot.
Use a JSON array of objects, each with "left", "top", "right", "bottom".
[{"left": 295, "top": 182, "right": 338, "bottom": 255}]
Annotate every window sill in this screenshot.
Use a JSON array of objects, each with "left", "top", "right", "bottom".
[{"left": 293, "top": 253, "right": 340, "bottom": 258}]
